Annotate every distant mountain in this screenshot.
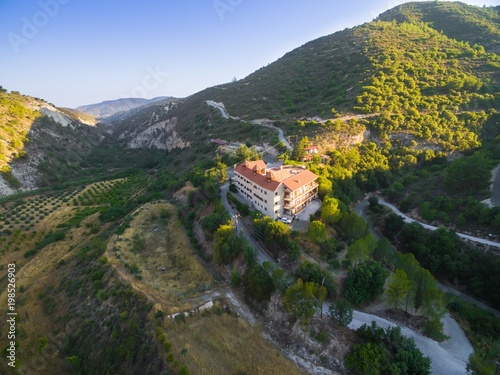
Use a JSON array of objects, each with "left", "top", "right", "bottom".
[
  {"left": 76, "top": 97, "right": 173, "bottom": 118},
  {"left": 98, "top": 97, "right": 184, "bottom": 124}
]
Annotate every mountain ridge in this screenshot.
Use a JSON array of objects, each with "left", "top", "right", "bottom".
[
  {"left": 3, "top": 1, "right": 500, "bottom": 191},
  {"left": 76, "top": 96, "right": 175, "bottom": 118}
]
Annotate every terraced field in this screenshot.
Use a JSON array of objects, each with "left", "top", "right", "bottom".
[{"left": 0, "top": 179, "right": 126, "bottom": 256}]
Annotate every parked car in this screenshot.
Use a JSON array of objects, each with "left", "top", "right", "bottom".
[{"left": 279, "top": 217, "right": 292, "bottom": 224}]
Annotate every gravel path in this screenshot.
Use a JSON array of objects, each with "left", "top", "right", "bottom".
[
  {"left": 354, "top": 196, "right": 500, "bottom": 317},
  {"left": 377, "top": 197, "right": 500, "bottom": 249}
]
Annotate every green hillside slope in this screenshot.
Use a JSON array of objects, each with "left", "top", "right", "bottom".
[
  {"left": 159, "top": 3, "right": 498, "bottom": 138},
  {"left": 0, "top": 90, "right": 40, "bottom": 165},
  {"left": 377, "top": 1, "right": 500, "bottom": 53}
]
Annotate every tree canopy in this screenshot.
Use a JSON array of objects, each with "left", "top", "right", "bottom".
[
  {"left": 343, "top": 261, "right": 389, "bottom": 305},
  {"left": 346, "top": 322, "right": 431, "bottom": 375},
  {"left": 321, "top": 196, "right": 342, "bottom": 224},
  {"left": 308, "top": 220, "right": 328, "bottom": 243},
  {"left": 284, "top": 278, "right": 326, "bottom": 322},
  {"left": 385, "top": 269, "right": 413, "bottom": 310}
]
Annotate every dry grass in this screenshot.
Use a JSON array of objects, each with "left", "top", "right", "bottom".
[
  {"left": 107, "top": 201, "right": 214, "bottom": 311},
  {"left": 0, "top": 179, "right": 128, "bottom": 374},
  {"left": 299, "top": 235, "right": 323, "bottom": 259},
  {"left": 162, "top": 311, "right": 307, "bottom": 375},
  {"left": 108, "top": 202, "right": 306, "bottom": 374},
  {"left": 0, "top": 191, "right": 306, "bottom": 374},
  {"left": 0, "top": 210, "right": 106, "bottom": 374},
  {"left": 172, "top": 181, "right": 197, "bottom": 206}
]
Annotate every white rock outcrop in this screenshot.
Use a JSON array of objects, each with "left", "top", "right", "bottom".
[
  {"left": 126, "top": 117, "right": 191, "bottom": 151},
  {"left": 40, "top": 107, "right": 74, "bottom": 127}
]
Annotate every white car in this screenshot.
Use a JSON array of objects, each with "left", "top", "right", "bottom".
[{"left": 279, "top": 217, "right": 292, "bottom": 224}]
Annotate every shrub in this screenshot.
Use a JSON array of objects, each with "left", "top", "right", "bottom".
[
  {"left": 230, "top": 269, "right": 242, "bottom": 286},
  {"left": 328, "top": 299, "right": 353, "bottom": 327},
  {"left": 346, "top": 322, "right": 431, "bottom": 375},
  {"left": 343, "top": 261, "right": 388, "bottom": 305},
  {"left": 242, "top": 263, "right": 275, "bottom": 302},
  {"left": 295, "top": 261, "right": 335, "bottom": 297}
]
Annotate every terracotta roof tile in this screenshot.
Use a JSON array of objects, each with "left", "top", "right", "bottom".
[
  {"left": 234, "top": 160, "right": 318, "bottom": 193},
  {"left": 234, "top": 160, "right": 280, "bottom": 191},
  {"left": 282, "top": 169, "right": 318, "bottom": 191}
]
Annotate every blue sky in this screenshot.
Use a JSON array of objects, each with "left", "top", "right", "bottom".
[{"left": 0, "top": 0, "right": 498, "bottom": 108}]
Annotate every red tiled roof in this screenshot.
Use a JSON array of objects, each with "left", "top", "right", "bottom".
[
  {"left": 282, "top": 169, "right": 318, "bottom": 191},
  {"left": 234, "top": 160, "right": 318, "bottom": 192},
  {"left": 303, "top": 146, "right": 318, "bottom": 151},
  {"left": 234, "top": 160, "right": 281, "bottom": 191}
]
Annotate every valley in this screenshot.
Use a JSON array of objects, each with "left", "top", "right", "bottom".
[{"left": 1, "top": 1, "right": 500, "bottom": 374}]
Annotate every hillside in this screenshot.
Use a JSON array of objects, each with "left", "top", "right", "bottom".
[
  {"left": 4, "top": 2, "right": 499, "bottom": 187},
  {"left": 1, "top": 2, "right": 500, "bottom": 374},
  {"left": 101, "top": 96, "right": 276, "bottom": 171},
  {"left": 169, "top": 1, "right": 499, "bottom": 124},
  {"left": 0, "top": 169, "right": 312, "bottom": 374},
  {"left": 377, "top": 1, "right": 500, "bottom": 53},
  {"left": 182, "top": 28, "right": 370, "bottom": 120},
  {"left": 113, "top": 1, "right": 499, "bottom": 159},
  {"left": 0, "top": 90, "right": 103, "bottom": 194}
]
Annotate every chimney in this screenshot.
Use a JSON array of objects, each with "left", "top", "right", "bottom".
[{"left": 266, "top": 171, "right": 273, "bottom": 182}]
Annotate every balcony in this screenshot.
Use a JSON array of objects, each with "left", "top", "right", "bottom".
[{"left": 283, "top": 185, "right": 318, "bottom": 211}]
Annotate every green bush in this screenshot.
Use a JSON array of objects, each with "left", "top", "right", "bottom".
[
  {"left": 227, "top": 192, "right": 250, "bottom": 216},
  {"left": 343, "top": 261, "right": 388, "bottom": 305},
  {"left": 346, "top": 322, "right": 431, "bottom": 375},
  {"left": 295, "top": 261, "right": 335, "bottom": 297},
  {"left": 242, "top": 263, "right": 275, "bottom": 302}
]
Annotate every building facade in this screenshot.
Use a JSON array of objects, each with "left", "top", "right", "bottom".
[{"left": 233, "top": 160, "right": 319, "bottom": 219}]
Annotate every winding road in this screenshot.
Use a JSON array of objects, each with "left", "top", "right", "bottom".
[
  {"left": 355, "top": 196, "right": 500, "bottom": 318},
  {"left": 375, "top": 197, "right": 500, "bottom": 249},
  {"left": 220, "top": 180, "right": 475, "bottom": 375},
  {"left": 211, "top": 102, "right": 479, "bottom": 374},
  {"left": 220, "top": 182, "right": 274, "bottom": 264},
  {"left": 206, "top": 100, "right": 293, "bottom": 151}
]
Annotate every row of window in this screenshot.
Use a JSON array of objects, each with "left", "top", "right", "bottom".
[{"left": 253, "top": 193, "right": 266, "bottom": 203}]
